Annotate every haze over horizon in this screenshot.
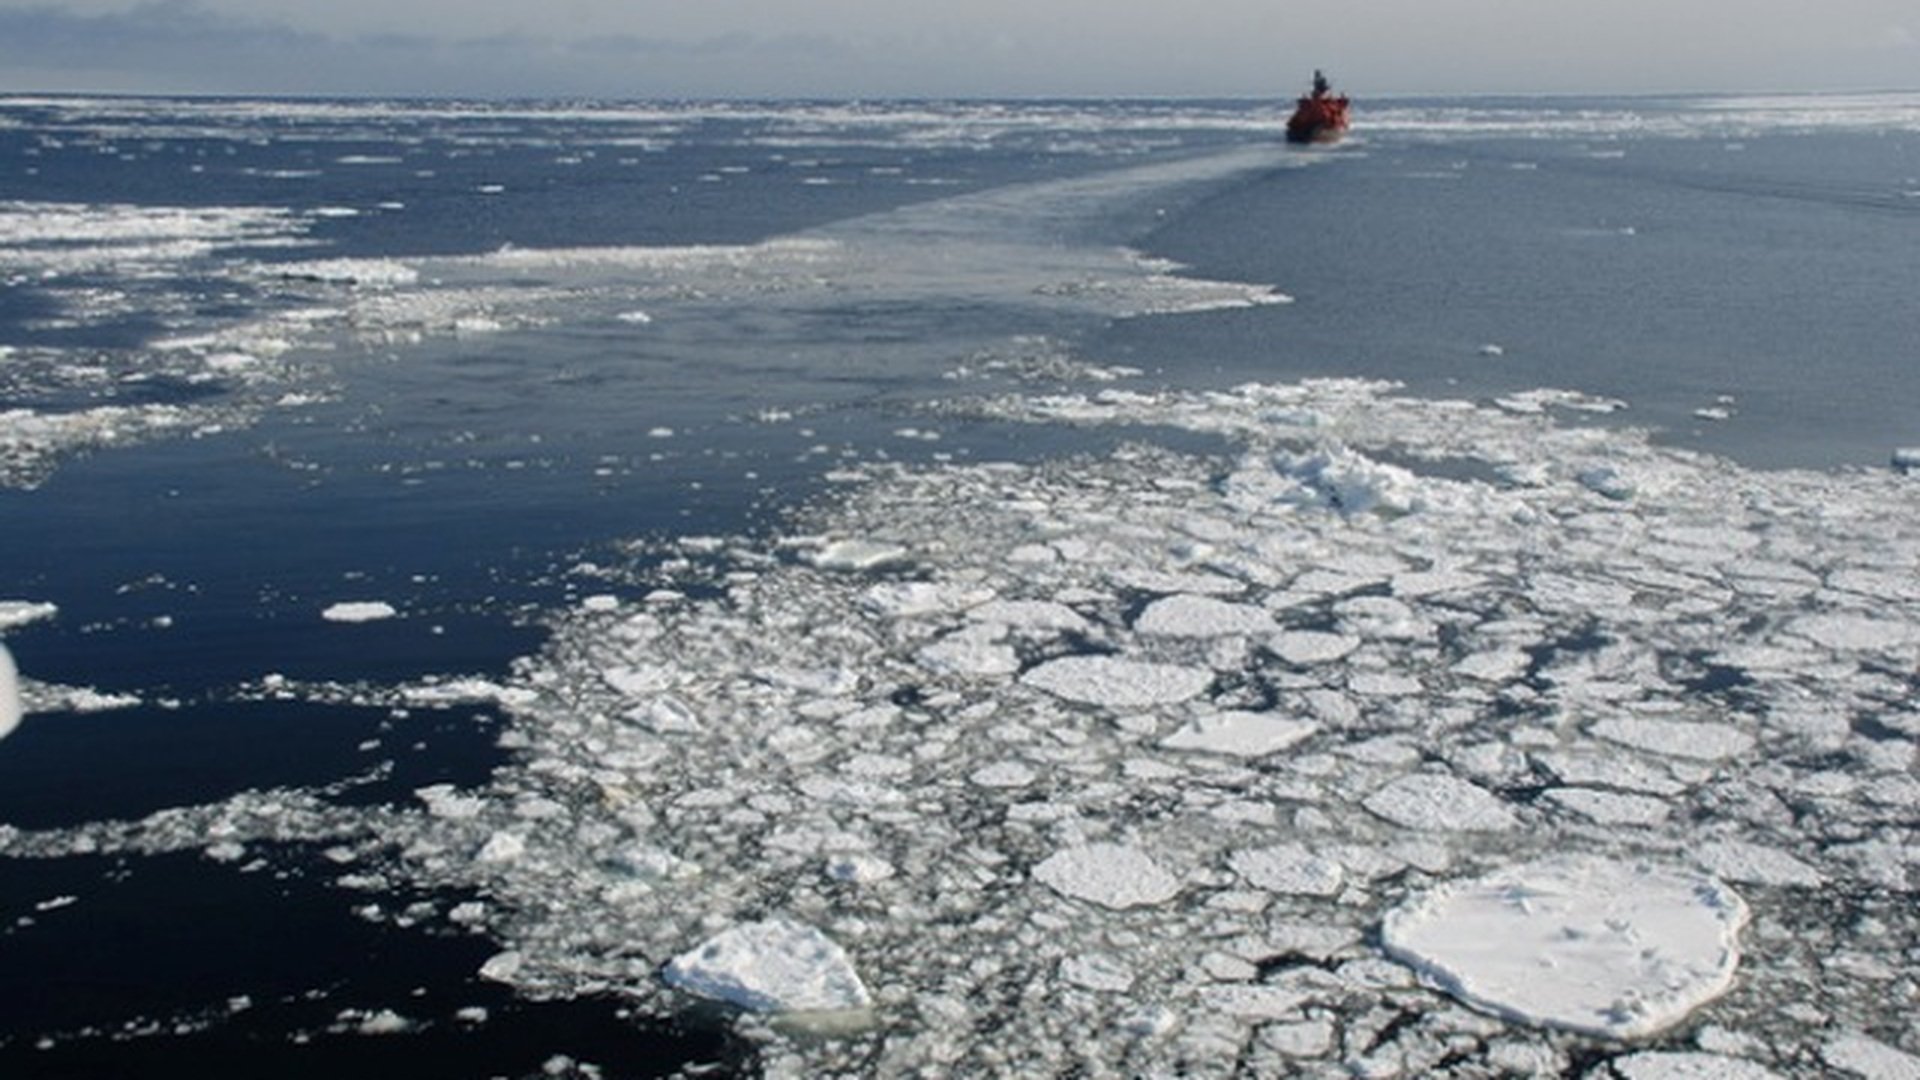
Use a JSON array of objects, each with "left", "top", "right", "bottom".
[{"left": 1, "top": 0, "right": 1916, "bottom": 100}]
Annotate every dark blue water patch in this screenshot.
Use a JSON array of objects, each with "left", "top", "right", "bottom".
[
  {"left": 0, "top": 851, "right": 738, "bottom": 1077},
  {"left": 1115, "top": 132, "right": 1920, "bottom": 471},
  {"left": 0, "top": 700, "right": 501, "bottom": 830}
]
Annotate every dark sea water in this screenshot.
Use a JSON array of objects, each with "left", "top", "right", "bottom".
[{"left": 2, "top": 93, "right": 1918, "bottom": 1078}]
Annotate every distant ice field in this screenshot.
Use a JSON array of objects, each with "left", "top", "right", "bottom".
[{"left": 2, "top": 94, "right": 1918, "bottom": 1076}]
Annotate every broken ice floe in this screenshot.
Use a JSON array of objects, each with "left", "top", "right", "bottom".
[
  {"left": 1382, "top": 855, "right": 1749, "bottom": 1039},
  {"left": 27, "top": 378, "right": 1920, "bottom": 1075}
]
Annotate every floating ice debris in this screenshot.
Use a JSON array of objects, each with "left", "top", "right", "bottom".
[
  {"left": 1608, "top": 1051, "right": 1784, "bottom": 1079},
  {"left": 1363, "top": 773, "right": 1520, "bottom": 831},
  {"left": 1, "top": 642, "right": 20, "bottom": 741},
  {"left": 1382, "top": 855, "right": 1749, "bottom": 1039},
  {"left": 1894, "top": 448, "right": 1920, "bottom": 474},
  {"left": 1033, "top": 842, "right": 1182, "bottom": 909},
  {"left": 321, "top": 601, "right": 399, "bottom": 623},
  {"left": 1020, "top": 655, "right": 1212, "bottom": 708},
  {"left": 0, "top": 600, "right": 58, "bottom": 630},
  {"left": 1160, "top": 710, "right": 1318, "bottom": 759},
  {"left": 1479, "top": 343, "right": 1506, "bottom": 357},
  {"left": 663, "top": 920, "right": 872, "bottom": 1014}
]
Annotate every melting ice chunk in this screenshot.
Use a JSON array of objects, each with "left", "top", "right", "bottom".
[
  {"left": 1382, "top": 855, "right": 1749, "bottom": 1039},
  {"left": 663, "top": 920, "right": 872, "bottom": 1014},
  {"left": 321, "top": 601, "right": 399, "bottom": 623}
]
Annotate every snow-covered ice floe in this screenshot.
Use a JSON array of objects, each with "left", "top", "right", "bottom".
[{"left": 11, "top": 378, "right": 1920, "bottom": 1076}]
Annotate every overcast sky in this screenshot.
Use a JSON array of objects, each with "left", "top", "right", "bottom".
[{"left": 2, "top": 0, "right": 1916, "bottom": 99}]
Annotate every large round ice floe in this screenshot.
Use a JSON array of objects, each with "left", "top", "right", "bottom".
[
  {"left": 1381, "top": 855, "right": 1749, "bottom": 1039},
  {"left": 1020, "top": 654, "right": 1211, "bottom": 708},
  {"left": 1033, "top": 842, "right": 1182, "bottom": 909},
  {"left": 662, "top": 919, "right": 872, "bottom": 1014}
]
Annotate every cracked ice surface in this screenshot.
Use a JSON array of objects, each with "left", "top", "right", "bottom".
[{"left": 13, "top": 379, "right": 1920, "bottom": 1075}]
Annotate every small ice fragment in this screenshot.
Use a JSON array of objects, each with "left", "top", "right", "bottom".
[
  {"left": 1891, "top": 447, "right": 1920, "bottom": 474},
  {"left": 322, "top": 601, "right": 398, "bottom": 623},
  {"left": 663, "top": 920, "right": 872, "bottom": 1013},
  {"left": 1363, "top": 773, "right": 1520, "bottom": 831},
  {"left": 1381, "top": 855, "right": 1748, "bottom": 1039},
  {"left": 1061, "top": 953, "right": 1135, "bottom": 993},
  {"left": 825, "top": 854, "right": 895, "bottom": 885},
  {"left": 1033, "top": 843, "right": 1181, "bottom": 909},
  {"left": 1021, "top": 655, "right": 1211, "bottom": 708},
  {"left": 1270, "top": 630, "right": 1360, "bottom": 665},
  {"left": 1479, "top": 344, "right": 1506, "bottom": 357},
  {"left": 476, "top": 831, "right": 526, "bottom": 864},
  {"left": 0, "top": 643, "right": 20, "bottom": 741}
]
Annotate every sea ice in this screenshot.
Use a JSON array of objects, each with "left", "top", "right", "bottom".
[
  {"left": 321, "top": 601, "right": 399, "bottom": 623},
  {"left": 1033, "top": 843, "right": 1182, "bottom": 908},
  {"left": 0, "top": 642, "right": 20, "bottom": 741},
  {"left": 1020, "top": 655, "right": 1211, "bottom": 708},
  {"left": 1134, "top": 594, "right": 1274, "bottom": 637},
  {"left": 0, "top": 600, "right": 58, "bottom": 630},
  {"left": 1382, "top": 855, "right": 1749, "bottom": 1038},
  {"left": 1159, "top": 710, "right": 1318, "bottom": 759},
  {"left": 663, "top": 920, "right": 872, "bottom": 1014},
  {"left": 1228, "top": 842, "right": 1345, "bottom": 896},
  {"left": 1363, "top": 774, "right": 1520, "bottom": 831},
  {"left": 1608, "top": 1051, "right": 1784, "bottom": 1079},
  {"left": 1822, "top": 1031, "right": 1920, "bottom": 1079}
]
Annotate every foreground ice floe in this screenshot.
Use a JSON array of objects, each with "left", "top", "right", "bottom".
[
  {"left": 1381, "top": 855, "right": 1748, "bottom": 1039},
  {"left": 7, "top": 378, "right": 1918, "bottom": 1075}
]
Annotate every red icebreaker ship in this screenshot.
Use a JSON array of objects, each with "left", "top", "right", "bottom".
[{"left": 1286, "top": 70, "right": 1351, "bottom": 144}]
